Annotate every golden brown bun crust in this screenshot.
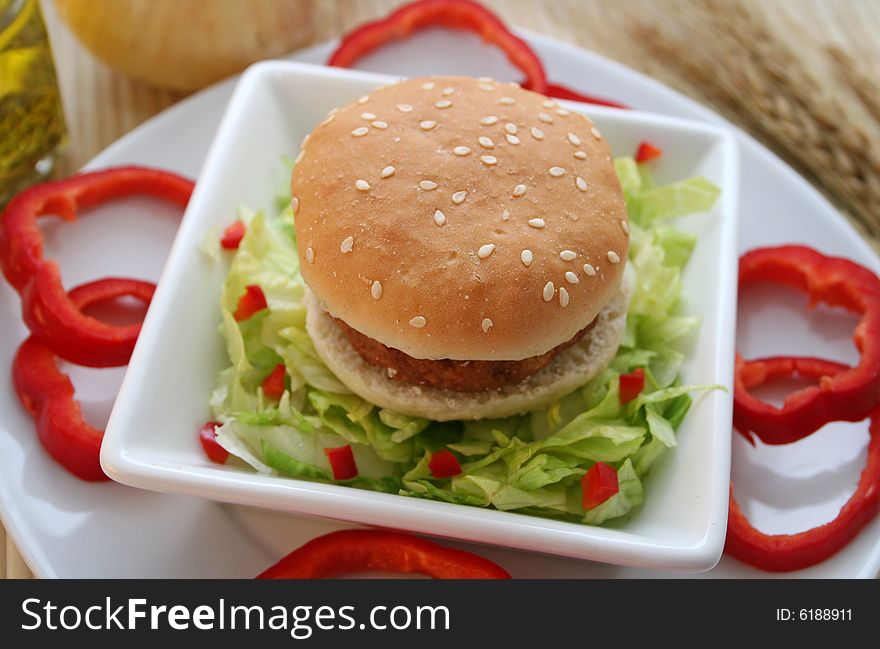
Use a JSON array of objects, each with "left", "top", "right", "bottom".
[{"left": 293, "top": 76, "right": 628, "bottom": 361}]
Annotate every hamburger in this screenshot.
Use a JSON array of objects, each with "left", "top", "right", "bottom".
[{"left": 292, "top": 75, "right": 631, "bottom": 421}]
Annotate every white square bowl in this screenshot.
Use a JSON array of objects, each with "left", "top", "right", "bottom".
[{"left": 102, "top": 61, "right": 738, "bottom": 572}]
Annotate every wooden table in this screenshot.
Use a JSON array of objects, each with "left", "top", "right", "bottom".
[{"left": 4, "top": 0, "right": 879, "bottom": 579}]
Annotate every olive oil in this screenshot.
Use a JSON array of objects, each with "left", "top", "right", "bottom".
[{"left": 0, "top": 0, "right": 66, "bottom": 204}]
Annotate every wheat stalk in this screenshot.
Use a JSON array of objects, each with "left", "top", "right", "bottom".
[{"left": 635, "top": 0, "right": 880, "bottom": 239}]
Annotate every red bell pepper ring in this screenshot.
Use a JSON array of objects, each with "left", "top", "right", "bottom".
[
  {"left": 327, "top": 0, "right": 548, "bottom": 94},
  {"left": 618, "top": 367, "right": 645, "bottom": 405},
  {"left": 22, "top": 263, "right": 156, "bottom": 368},
  {"left": 0, "top": 166, "right": 192, "bottom": 367},
  {"left": 261, "top": 363, "right": 287, "bottom": 400},
  {"left": 428, "top": 449, "right": 462, "bottom": 478},
  {"left": 581, "top": 461, "right": 619, "bottom": 510},
  {"left": 544, "top": 83, "right": 629, "bottom": 109},
  {"left": 0, "top": 166, "right": 192, "bottom": 293},
  {"left": 12, "top": 277, "right": 156, "bottom": 481},
  {"left": 735, "top": 246, "right": 880, "bottom": 444},
  {"left": 257, "top": 529, "right": 511, "bottom": 579},
  {"left": 220, "top": 220, "right": 246, "bottom": 250},
  {"left": 233, "top": 284, "right": 268, "bottom": 321},
  {"left": 726, "top": 399, "right": 880, "bottom": 572},
  {"left": 324, "top": 445, "right": 359, "bottom": 480},
  {"left": 199, "top": 421, "right": 229, "bottom": 464},
  {"left": 635, "top": 141, "right": 663, "bottom": 163}
]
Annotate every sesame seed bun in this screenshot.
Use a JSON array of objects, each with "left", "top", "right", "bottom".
[
  {"left": 305, "top": 268, "right": 632, "bottom": 421},
  {"left": 292, "top": 75, "right": 629, "bottom": 361}
]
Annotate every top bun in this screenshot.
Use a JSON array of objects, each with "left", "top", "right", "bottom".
[{"left": 292, "top": 76, "right": 628, "bottom": 361}]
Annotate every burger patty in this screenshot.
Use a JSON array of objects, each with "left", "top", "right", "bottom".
[{"left": 334, "top": 317, "right": 597, "bottom": 392}]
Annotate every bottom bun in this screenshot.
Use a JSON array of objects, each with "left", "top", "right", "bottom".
[{"left": 305, "top": 267, "right": 633, "bottom": 421}]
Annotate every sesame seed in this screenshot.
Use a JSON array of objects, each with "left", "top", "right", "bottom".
[
  {"left": 557, "top": 108, "right": 571, "bottom": 116},
  {"left": 621, "top": 220, "right": 630, "bottom": 235},
  {"left": 341, "top": 236, "right": 354, "bottom": 253},
  {"left": 421, "top": 81, "right": 435, "bottom": 90},
  {"left": 361, "top": 112, "right": 377, "bottom": 120},
  {"left": 542, "top": 99, "right": 556, "bottom": 108},
  {"left": 419, "top": 180, "right": 438, "bottom": 191},
  {"left": 320, "top": 114, "right": 335, "bottom": 126},
  {"left": 506, "top": 134, "right": 520, "bottom": 145},
  {"left": 355, "top": 179, "right": 370, "bottom": 191},
  {"left": 420, "top": 120, "right": 437, "bottom": 130},
  {"left": 583, "top": 263, "right": 596, "bottom": 276},
  {"left": 478, "top": 244, "right": 496, "bottom": 259},
  {"left": 443, "top": 86, "right": 454, "bottom": 96},
  {"left": 371, "top": 281, "right": 383, "bottom": 299},
  {"left": 512, "top": 184, "right": 527, "bottom": 197},
  {"left": 505, "top": 123, "right": 517, "bottom": 134},
  {"left": 409, "top": 316, "right": 427, "bottom": 328},
  {"left": 291, "top": 197, "right": 299, "bottom": 212},
  {"left": 559, "top": 287, "right": 570, "bottom": 307},
  {"left": 576, "top": 176, "right": 588, "bottom": 192},
  {"left": 538, "top": 112, "right": 554, "bottom": 124},
  {"left": 567, "top": 132, "right": 582, "bottom": 146},
  {"left": 565, "top": 271, "right": 579, "bottom": 284},
  {"left": 531, "top": 127, "right": 545, "bottom": 140},
  {"left": 607, "top": 251, "right": 620, "bottom": 263},
  {"left": 381, "top": 165, "right": 395, "bottom": 178},
  {"left": 453, "top": 146, "right": 472, "bottom": 156},
  {"left": 295, "top": 150, "right": 305, "bottom": 164},
  {"left": 351, "top": 127, "right": 369, "bottom": 137},
  {"left": 479, "top": 83, "right": 494, "bottom": 92},
  {"left": 574, "top": 150, "right": 587, "bottom": 160},
  {"left": 478, "top": 136, "right": 495, "bottom": 149},
  {"left": 478, "top": 76, "right": 494, "bottom": 82},
  {"left": 435, "top": 99, "right": 453, "bottom": 109},
  {"left": 480, "top": 115, "right": 498, "bottom": 125},
  {"left": 387, "top": 367, "right": 398, "bottom": 378},
  {"left": 301, "top": 133, "right": 310, "bottom": 149},
  {"left": 482, "top": 318, "right": 493, "bottom": 333},
  {"left": 357, "top": 95, "right": 370, "bottom": 104},
  {"left": 502, "top": 208, "right": 510, "bottom": 221},
  {"left": 372, "top": 120, "right": 389, "bottom": 129},
  {"left": 397, "top": 103, "right": 413, "bottom": 113},
  {"left": 433, "top": 210, "right": 446, "bottom": 226},
  {"left": 480, "top": 156, "right": 497, "bottom": 165},
  {"left": 560, "top": 250, "right": 576, "bottom": 261},
  {"left": 521, "top": 249, "right": 533, "bottom": 267},
  {"left": 549, "top": 166, "right": 566, "bottom": 177},
  {"left": 591, "top": 126, "right": 602, "bottom": 139},
  {"left": 528, "top": 218, "right": 546, "bottom": 228},
  {"left": 452, "top": 191, "right": 467, "bottom": 204},
  {"left": 499, "top": 96, "right": 515, "bottom": 105},
  {"left": 543, "top": 281, "right": 555, "bottom": 302},
  {"left": 305, "top": 247, "right": 315, "bottom": 263}
]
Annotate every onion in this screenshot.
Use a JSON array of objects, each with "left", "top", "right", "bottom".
[{"left": 55, "top": 0, "right": 316, "bottom": 91}]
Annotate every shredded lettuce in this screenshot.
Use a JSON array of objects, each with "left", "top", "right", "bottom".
[{"left": 208, "top": 155, "right": 720, "bottom": 526}]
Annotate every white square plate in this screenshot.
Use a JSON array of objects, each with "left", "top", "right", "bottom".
[{"left": 102, "top": 61, "right": 738, "bottom": 572}]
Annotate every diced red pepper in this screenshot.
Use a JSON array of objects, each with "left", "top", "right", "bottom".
[
  {"left": 734, "top": 246, "right": 880, "bottom": 443},
  {"left": 257, "top": 529, "right": 511, "bottom": 579},
  {"left": 635, "top": 141, "right": 663, "bottom": 163},
  {"left": 324, "top": 445, "right": 358, "bottom": 480},
  {"left": 428, "top": 449, "right": 462, "bottom": 478},
  {"left": 233, "top": 284, "right": 268, "bottom": 321},
  {"left": 0, "top": 166, "right": 192, "bottom": 368},
  {"left": 581, "top": 462, "right": 619, "bottom": 510},
  {"left": 261, "top": 363, "right": 287, "bottom": 400},
  {"left": 199, "top": 421, "right": 229, "bottom": 464},
  {"left": 220, "top": 221, "right": 246, "bottom": 250},
  {"left": 327, "top": 0, "right": 548, "bottom": 94},
  {"left": 619, "top": 367, "right": 645, "bottom": 404}
]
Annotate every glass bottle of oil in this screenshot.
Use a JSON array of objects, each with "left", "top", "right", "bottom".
[{"left": 0, "top": 0, "right": 66, "bottom": 205}]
